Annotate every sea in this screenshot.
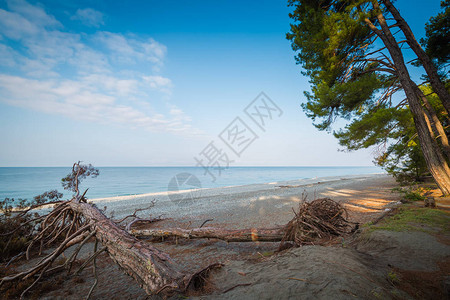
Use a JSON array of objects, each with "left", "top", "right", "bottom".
[{"left": 0, "top": 166, "right": 383, "bottom": 201}]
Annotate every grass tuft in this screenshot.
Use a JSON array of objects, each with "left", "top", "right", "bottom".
[{"left": 368, "top": 206, "right": 450, "bottom": 233}]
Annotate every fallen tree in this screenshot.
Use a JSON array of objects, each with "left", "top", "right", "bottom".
[
  {"left": 0, "top": 162, "right": 218, "bottom": 299},
  {"left": 1, "top": 163, "right": 356, "bottom": 299}
]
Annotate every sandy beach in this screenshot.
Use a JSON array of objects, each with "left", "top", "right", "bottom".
[
  {"left": 9, "top": 173, "right": 449, "bottom": 299},
  {"left": 89, "top": 173, "right": 398, "bottom": 228}
]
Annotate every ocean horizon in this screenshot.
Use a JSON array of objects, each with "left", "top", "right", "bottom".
[{"left": 0, "top": 166, "right": 384, "bottom": 201}]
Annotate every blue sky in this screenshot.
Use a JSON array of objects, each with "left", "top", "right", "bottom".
[{"left": 0, "top": 0, "right": 443, "bottom": 167}]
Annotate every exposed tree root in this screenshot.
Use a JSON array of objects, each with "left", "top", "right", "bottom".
[
  {"left": 280, "top": 198, "right": 356, "bottom": 248},
  {"left": 0, "top": 163, "right": 219, "bottom": 299},
  {"left": 1, "top": 197, "right": 220, "bottom": 298}
]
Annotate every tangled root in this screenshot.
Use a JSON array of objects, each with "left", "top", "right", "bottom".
[{"left": 281, "top": 198, "right": 356, "bottom": 247}]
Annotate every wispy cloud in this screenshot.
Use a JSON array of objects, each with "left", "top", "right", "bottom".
[
  {"left": 5, "top": 0, "right": 61, "bottom": 29},
  {"left": 94, "top": 32, "right": 167, "bottom": 71},
  {"left": 143, "top": 75, "right": 173, "bottom": 94},
  {"left": 71, "top": 8, "right": 104, "bottom": 28},
  {"left": 0, "top": 0, "right": 201, "bottom": 135},
  {"left": 0, "top": 75, "right": 183, "bottom": 130}
]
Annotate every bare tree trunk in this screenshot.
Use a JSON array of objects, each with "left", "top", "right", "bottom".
[
  {"left": 131, "top": 227, "right": 285, "bottom": 242},
  {"left": 382, "top": 0, "right": 450, "bottom": 115},
  {"left": 365, "top": 2, "right": 450, "bottom": 195},
  {"left": 415, "top": 85, "right": 450, "bottom": 160},
  {"left": 68, "top": 201, "right": 190, "bottom": 295}
]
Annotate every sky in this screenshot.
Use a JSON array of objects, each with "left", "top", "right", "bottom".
[{"left": 0, "top": 0, "right": 443, "bottom": 167}]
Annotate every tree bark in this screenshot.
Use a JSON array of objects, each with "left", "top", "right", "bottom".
[
  {"left": 68, "top": 201, "right": 190, "bottom": 295},
  {"left": 365, "top": 1, "right": 450, "bottom": 195},
  {"left": 382, "top": 0, "right": 450, "bottom": 115},
  {"left": 415, "top": 84, "right": 450, "bottom": 160},
  {"left": 131, "top": 227, "right": 285, "bottom": 242}
]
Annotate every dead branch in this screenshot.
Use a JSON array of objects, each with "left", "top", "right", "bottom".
[
  {"left": 222, "top": 282, "right": 252, "bottom": 294},
  {"left": 200, "top": 219, "right": 213, "bottom": 228},
  {"left": 125, "top": 217, "right": 163, "bottom": 232},
  {"left": 75, "top": 246, "right": 106, "bottom": 276},
  {"left": 9, "top": 200, "right": 64, "bottom": 218},
  {"left": 86, "top": 240, "right": 99, "bottom": 300},
  {"left": 113, "top": 201, "right": 156, "bottom": 224}
]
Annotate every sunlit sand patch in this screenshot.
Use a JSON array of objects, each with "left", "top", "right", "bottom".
[
  {"left": 288, "top": 196, "right": 303, "bottom": 202},
  {"left": 336, "top": 189, "right": 361, "bottom": 194},
  {"left": 349, "top": 198, "right": 392, "bottom": 209},
  {"left": 322, "top": 189, "right": 356, "bottom": 197},
  {"left": 254, "top": 195, "right": 282, "bottom": 201},
  {"left": 344, "top": 203, "right": 381, "bottom": 213}
]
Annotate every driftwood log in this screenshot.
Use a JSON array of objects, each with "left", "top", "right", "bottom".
[{"left": 131, "top": 227, "right": 285, "bottom": 242}]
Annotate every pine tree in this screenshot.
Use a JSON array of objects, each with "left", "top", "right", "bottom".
[{"left": 287, "top": 0, "right": 450, "bottom": 194}]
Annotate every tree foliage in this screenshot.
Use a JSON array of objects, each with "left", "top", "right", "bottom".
[
  {"left": 61, "top": 162, "right": 99, "bottom": 194},
  {"left": 287, "top": 0, "right": 398, "bottom": 131},
  {"left": 0, "top": 190, "right": 63, "bottom": 263},
  {"left": 287, "top": 0, "right": 450, "bottom": 189},
  {"left": 33, "top": 190, "right": 63, "bottom": 205},
  {"left": 335, "top": 84, "right": 448, "bottom": 183},
  {"left": 421, "top": 0, "right": 450, "bottom": 67}
]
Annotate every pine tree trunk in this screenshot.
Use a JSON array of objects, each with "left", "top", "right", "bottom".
[
  {"left": 415, "top": 85, "right": 450, "bottom": 160},
  {"left": 68, "top": 200, "right": 190, "bottom": 295},
  {"left": 382, "top": 0, "right": 450, "bottom": 115},
  {"left": 365, "top": 2, "right": 450, "bottom": 195}
]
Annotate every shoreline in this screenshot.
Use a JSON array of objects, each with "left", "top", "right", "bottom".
[
  {"left": 90, "top": 172, "right": 386, "bottom": 202},
  {"left": 0, "top": 166, "right": 383, "bottom": 201},
  {"left": 87, "top": 173, "right": 394, "bottom": 226}
]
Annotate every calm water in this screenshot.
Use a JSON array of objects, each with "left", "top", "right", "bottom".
[{"left": 0, "top": 166, "right": 383, "bottom": 200}]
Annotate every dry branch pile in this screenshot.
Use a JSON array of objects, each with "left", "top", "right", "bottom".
[{"left": 281, "top": 197, "right": 355, "bottom": 247}]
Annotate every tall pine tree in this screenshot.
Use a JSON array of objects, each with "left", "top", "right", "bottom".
[{"left": 287, "top": 0, "right": 450, "bottom": 194}]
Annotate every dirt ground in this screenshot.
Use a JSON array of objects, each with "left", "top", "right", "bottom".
[{"left": 3, "top": 175, "right": 450, "bottom": 299}]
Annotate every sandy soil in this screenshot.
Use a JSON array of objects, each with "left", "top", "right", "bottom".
[{"left": 6, "top": 174, "right": 450, "bottom": 299}]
